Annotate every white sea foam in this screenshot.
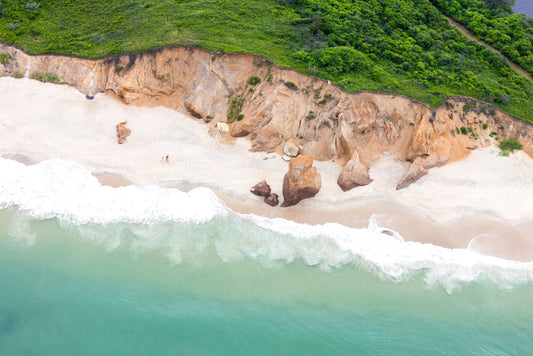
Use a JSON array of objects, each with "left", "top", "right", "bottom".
[
  {"left": 0, "top": 157, "right": 227, "bottom": 224},
  {"left": 1, "top": 156, "right": 532, "bottom": 293},
  {"left": 242, "top": 213, "right": 533, "bottom": 292}
]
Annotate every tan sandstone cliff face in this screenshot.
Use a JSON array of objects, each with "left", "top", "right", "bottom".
[{"left": 1, "top": 44, "right": 532, "bottom": 189}]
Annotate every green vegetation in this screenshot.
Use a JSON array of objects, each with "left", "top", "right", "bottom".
[
  {"left": 248, "top": 76, "right": 261, "bottom": 86},
  {"left": 317, "top": 93, "right": 334, "bottom": 105},
  {"left": 227, "top": 95, "right": 245, "bottom": 123},
  {"left": 431, "top": 0, "right": 533, "bottom": 76},
  {"left": 483, "top": 0, "right": 516, "bottom": 9},
  {"left": 0, "top": 0, "right": 532, "bottom": 122},
  {"left": 30, "top": 71, "right": 60, "bottom": 83},
  {"left": 499, "top": 137, "right": 523, "bottom": 155},
  {"left": 13, "top": 70, "right": 22, "bottom": 78},
  {"left": 0, "top": 53, "right": 10, "bottom": 64},
  {"left": 284, "top": 81, "right": 298, "bottom": 90}
]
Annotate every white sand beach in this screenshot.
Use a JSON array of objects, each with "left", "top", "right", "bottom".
[{"left": 1, "top": 77, "right": 532, "bottom": 261}]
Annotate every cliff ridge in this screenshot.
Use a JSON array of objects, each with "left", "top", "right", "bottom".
[{"left": 1, "top": 44, "right": 532, "bottom": 189}]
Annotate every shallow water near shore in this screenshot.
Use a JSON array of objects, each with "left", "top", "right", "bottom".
[{"left": 1, "top": 208, "right": 533, "bottom": 355}]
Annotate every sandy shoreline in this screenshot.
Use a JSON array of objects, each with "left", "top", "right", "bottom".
[
  {"left": 1, "top": 77, "right": 533, "bottom": 261},
  {"left": 6, "top": 151, "right": 532, "bottom": 262}
]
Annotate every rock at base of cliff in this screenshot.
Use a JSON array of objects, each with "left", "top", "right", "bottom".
[
  {"left": 337, "top": 152, "right": 372, "bottom": 191},
  {"left": 250, "top": 180, "right": 271, "bottom": 197},
  {"left": 250, "top": 125, "right": 283, "bottom": 153},
  {"left": 281, "top": 156, "right": 321, "bottom": 207},
  {"left": 283, "top": 140, "right": 299, "bottom": 157},
  {"left": 396, "top": 157, "right": 428, "bottom": 190},
  {"left": 184, "top": 102, "right": 209, "bottom": 121},
  {"left": 116, "top": 121, "right": 131, "bottom": 144},
  {"left": 264, "top": 193, "right": 279, "bottom": 207},
  {"left": 396, "top": 154, "right": 450, "bottom": 189},
  {"left": 216, "top": 122, "right": 229, "bottom": 134}
]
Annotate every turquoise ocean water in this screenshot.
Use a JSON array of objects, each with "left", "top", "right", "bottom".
[
  {"left": 1, "top": 209, "right": 533, "bottom": 355},
  {"left": 1, "top": 158, "right": 532, "bottom": 355}
]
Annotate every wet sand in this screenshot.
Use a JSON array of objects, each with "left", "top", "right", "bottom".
[
  {"left": 88, "top": 173, "right": 533, "bottom": 262},
  {"left": 1, "top": 77, "right": 532, "bottom": 262},
  {"left": 93, "top": 172, "right": 134, "bottom": 188}
]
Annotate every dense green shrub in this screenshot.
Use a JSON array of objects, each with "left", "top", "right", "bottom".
[
  {"left": 227, "top": 95, "right": 245, "bottom": 123},
  {"left": 284, "top": 81, "right": 297, "bottom": 90},
  {"left": 312, "top": 47, "right": 372, "bottom": 74},
  {"left": 248, "top": 76, "right": 261, "bottom": 86},
  {"left": 31, "top": 72, "right": 60, "bottom": 83},
  {"left": 0, "top": 53, "right": 10, "bottom": 64},
  {"left": 499, "top": 137, "right": 523, "bottom": 154}
]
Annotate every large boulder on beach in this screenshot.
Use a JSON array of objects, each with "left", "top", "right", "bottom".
[
  {"left": 250, "top": 180, "right": 271, "bottom": 197},
  {"left": 116, "top": 121, "right": 131, "bottom": 144},
  {"left": 281, "top": 156, "right": 321, "bottom": 207},
  {"left": 337, "top": 151, "right": 372, "bottom": 191}
]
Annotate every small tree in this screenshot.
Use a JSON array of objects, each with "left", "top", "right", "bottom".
[{"left": 247, "top": 76, "right": 261, "bottom": 86}]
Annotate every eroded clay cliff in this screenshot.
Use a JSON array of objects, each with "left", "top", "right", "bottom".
[{"left": 1, "top": 44, "right": 532, "bottom": 189}]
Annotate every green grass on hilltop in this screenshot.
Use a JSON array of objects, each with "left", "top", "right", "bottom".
[{"left": 0, "top": 0, "right": 532, "bottom": 123}]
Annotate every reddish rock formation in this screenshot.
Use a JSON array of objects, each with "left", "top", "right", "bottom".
[
  {"left": 396, "top": 157, "right": 428, "bottom": 190},
  {"left": 337, "top": 152, "right": 373, "bottom": 191},
  {"left": 184, "top": 102, "right": 206, "bottom": 120},
  {"left": 250, "top": 180, "right": 271, "bottom": 197},
  {"left": 116, "top": 121, "right": 131, "bottom": 144},
  {"left": 1, "top": 44, "right": 532, "bottom": 188},
  {"left": 282, "top": 156, "right": 321, "bottom": 207},
  {"left": 264, "top": 193, "right": 279, "bottom": 207},
  {"left": 396, "top": 155, "right": 447, "bottom": 190}
]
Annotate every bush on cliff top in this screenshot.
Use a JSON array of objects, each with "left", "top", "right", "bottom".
[{"left": 0, "top": 0, "right": 532, "bottom": 123}]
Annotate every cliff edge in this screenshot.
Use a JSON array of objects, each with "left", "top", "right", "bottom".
[{"left": 1, "top": 44, "right": 532, "bottom": 189}]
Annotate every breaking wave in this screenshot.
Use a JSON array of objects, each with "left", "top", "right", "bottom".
[{"left": 1, "top": 156, "right": 533, "bottom": 293}]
